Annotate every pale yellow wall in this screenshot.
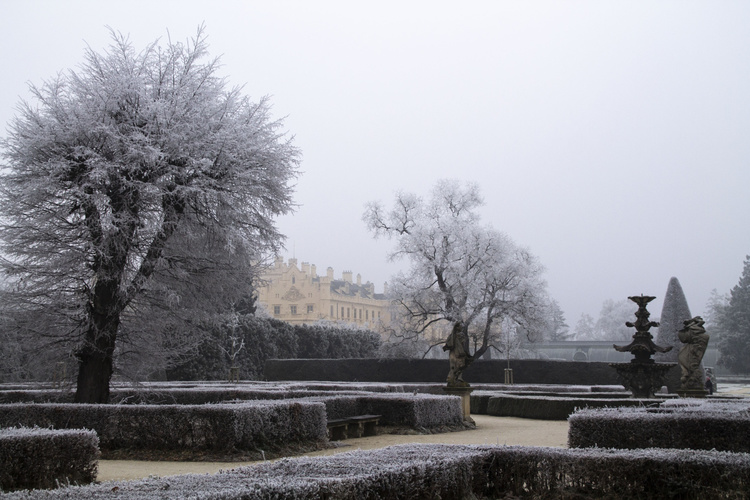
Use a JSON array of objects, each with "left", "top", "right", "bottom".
[{"left": 257, "top": 257, "right": 391, "bottom": 331}]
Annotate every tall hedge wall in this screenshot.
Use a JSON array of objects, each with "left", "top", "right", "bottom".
[
  {"left": 167, "top": 317, "right": 381, "bottom": 380},
  {"left": 264, "top": 358, "right": 631, "bottom": 385}
]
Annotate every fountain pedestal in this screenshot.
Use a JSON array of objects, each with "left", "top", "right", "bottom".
[
  {"left": 609, "top": 361, "right": 675, "bottom": 398},
  {"left": 610, "top": 295, "right": 676, "bottom": 399}
]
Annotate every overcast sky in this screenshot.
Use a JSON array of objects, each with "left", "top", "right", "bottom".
[{"left": 2, "top": 1, "right": 749, "bottom": 328}]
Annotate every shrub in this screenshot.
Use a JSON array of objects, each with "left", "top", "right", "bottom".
[
  {"left": 0, "top": 401, "right": 326, "bottom": 454},
  {"left": 167, "top": 317, "right": 381, "bottom": 381},
  {"left": 0, "top": 427, "right": 99, "bottom": 491},
  {"left": 264, "top": 358, "right": 623, "bottom": 384},
  {"left": 569, "top": 400, "right": 750, "bottom": 452},
  {"left": 314, "top": 394, "right": 463, "bottom": 428},
  {"left": 1, "top": 444, "right": 747, "bottom": 499},
  {"left": 485, "top": 393, "right": 659, "bottom": 420}
]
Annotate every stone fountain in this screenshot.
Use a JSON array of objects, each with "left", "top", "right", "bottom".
[{"left": 610, "top": 295, "right": 677, "bottom": 398}]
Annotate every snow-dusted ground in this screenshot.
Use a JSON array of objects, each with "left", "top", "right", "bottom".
[{"left": 716, "top": 383, "right": 750, "bottom": 397}]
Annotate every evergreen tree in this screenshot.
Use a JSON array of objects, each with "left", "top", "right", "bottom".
[
  {"left": 716, "top": 256, "right": 750, "bottom": 373},
  {"left": 655, "top": 277, "right": 692, "bottom": 363}
]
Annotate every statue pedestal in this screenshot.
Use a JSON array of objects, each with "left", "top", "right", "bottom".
[
  {"left": 443, "top": 386, "right": 475, "bottom": 424},
  {"left": 677, "top": 387, "right": 708, "bottom": 398}
]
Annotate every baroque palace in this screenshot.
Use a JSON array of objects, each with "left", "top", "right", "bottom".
[{"left": 257, "top": 257, "right": 392, "bottom": 330}]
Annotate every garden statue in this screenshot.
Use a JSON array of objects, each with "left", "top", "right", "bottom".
[
  {"left": 677, "top": 316, "right": 710, "bottom": 395},
  {"left": 444, "top": 322, "right": 469, "bottom": 387}
]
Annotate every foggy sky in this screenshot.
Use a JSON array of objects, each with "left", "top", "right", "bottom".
[{"left": 1, "top": 1, "right": 749, "bottom": 328}]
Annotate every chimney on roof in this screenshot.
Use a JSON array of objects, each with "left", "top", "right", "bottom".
[
  {"left": 383, "top": 281, "right": 388, "bottom": 295},
  {"left": 327, "top": 267, "right": 334, "bottom": 279},
  {"left": 357, "top": 273, "right": 362, "bottom": 286},
  {"left": 342, "top": 271, "right": 353, "bottom": 283},
  {"left": 311, "top": 264, "right": 317, "bottom": 278},
  {"left": 301, "top": 262, "right": 310, "bottom": 275}
]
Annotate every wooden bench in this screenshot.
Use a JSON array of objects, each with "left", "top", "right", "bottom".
[{"left": 327, "top": 414, "right": 381, "bottom": 440}]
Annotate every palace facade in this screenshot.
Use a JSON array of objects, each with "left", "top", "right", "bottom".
[{"left": 257, "top": 257, "right": 391, "bottom": 330}]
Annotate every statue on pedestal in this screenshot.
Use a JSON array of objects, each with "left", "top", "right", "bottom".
[
  {"left": 677, "top": 316, "right": 709, "bottom": 393},
  {"left": 444, "top": 321, "right": 469, "bottom": 387}
]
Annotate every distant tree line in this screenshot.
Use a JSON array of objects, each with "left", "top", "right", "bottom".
[{"left": 166, "top": 316, "right": 382, "bottom": 381}]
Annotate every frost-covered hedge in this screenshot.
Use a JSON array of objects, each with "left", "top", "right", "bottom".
[
  {"left": 0, "top": 401, "right": 326, "bottom": 454},
  {"left": 0, "top": 382, "right": 403, "bottom": 405},
  {"left": 167, "top": 317, "right": 381, "bottom": 380},
  {"left": 316, "top": 394, "right": 464, "bottom": 428},
  {"left": 0, "top": 427, "right": 99, "bottom": 491},
  {"left": 484, "top": 393, "right": 659, "bottom": 420},
  {"left": 569, "top": 400, "right": 750, "bottom": 452},
  {"left": 3, "top": 444, "right": 748, "bottom": 499}
]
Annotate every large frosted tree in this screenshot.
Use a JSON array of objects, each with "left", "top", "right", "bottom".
[
  {"left": 0, "top": 28, "right": 299, "bottom": 402},
  {"left": 715, "top": 256, "right": 750, "bottom": 373},
  {"left": 363, "top": 180, "right": 547, "bottom": 365}
]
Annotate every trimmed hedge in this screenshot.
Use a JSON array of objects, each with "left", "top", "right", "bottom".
[
  {"left": 0, "top": 401, "right": 326, "bottom": 454},
  {"left": 483, "top": 393, "right": 662, "bottom": 420},
  {"left": 0, "top": 427, "right": 99, "bottom": 492},
  {"left": 1, "top": 444, "right": 747, "bottom": 499},
  {"left": 314, "top": 394, "right": 464, "bottom": 428},
  {"left": 167, "top": 318, "right": 381, "bottom": 381},
  {"left": 0, "top": 387, "right": 369, "bottom": 405},
  {"left": 265, "top": 358, "right": 626, "bottom": 384},
  {"left": 569, "top": 400, "right": 750, "bottom": 452}
]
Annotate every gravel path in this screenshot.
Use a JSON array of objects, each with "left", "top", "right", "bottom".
[{"left": 97, "top": 415, "right": 569, "bottom": 482}]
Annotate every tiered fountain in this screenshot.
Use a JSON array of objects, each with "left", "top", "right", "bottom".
[{"left": 610, "top": 295, "right": 676, "bottom": 398}]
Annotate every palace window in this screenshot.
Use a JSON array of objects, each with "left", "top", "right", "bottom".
[
  {"left": 273, "top": 305, "right": 280, "bottom": 315},
  {"left": 307, "top": 305, "right": 314, "bottom": 313},
  {"left": 290, "top": 305, "right": 297, "bottom": 315}
]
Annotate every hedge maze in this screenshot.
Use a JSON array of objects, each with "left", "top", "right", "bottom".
[{"left": 1, "top": 372, "right": 749, "bottom": 497}]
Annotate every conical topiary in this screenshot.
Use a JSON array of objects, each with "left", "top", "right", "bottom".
[
  {"left": 656, "top": 277, "right": 692, "bottom": 363},
  {"left": 656, "top": 277, "right": 703, "bottom": 393}
]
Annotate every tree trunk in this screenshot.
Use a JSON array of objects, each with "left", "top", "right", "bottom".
[
  {"left": 74, "top": 320, "right": 118, "bottom": 403},
  {"left": 74, "top": 279, "right": 121, "bottom": 403}
]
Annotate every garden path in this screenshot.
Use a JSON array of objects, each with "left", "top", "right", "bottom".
[{"left": 97, "top": 415, "right": 568, "bottom": 482}]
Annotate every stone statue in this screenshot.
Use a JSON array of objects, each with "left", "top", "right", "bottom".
[
  {"left": 677, "top": 316, "right": 709, "bottom": 392},
  {"left": 443, "top": 322, "right": 469, "bottom": 387}
]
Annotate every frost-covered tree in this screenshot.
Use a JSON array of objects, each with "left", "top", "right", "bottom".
[
  {"left": 572, "top": 313, "right": 597, "bottom": 340},
  {"left": 715, "top": 256, "right": 750, "bottom": 373},
  {"left": 363, "top": 180, "right": 548, "bottom": 366},
  {"left": 655, "top": 277, "right": 692, "bottom": 363},
  {"left": 703, "top": 288, "right": 729, "bottom": 330},
  {"left": 595, "top": 299, "right": 637, "bottom": 341},
  {"left": 0, "top": 27, "right": 299, "bottom": 402},
  {"left": 540, "top": 298, "right": 571, "bottom": 342}
]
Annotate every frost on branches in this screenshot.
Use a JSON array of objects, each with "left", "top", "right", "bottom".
[
  {"left": 363, "top": 180, "right": 547, "bottom": 366},
  {"left": 0, "top": 27, "right": 299, "bottom": 402}
]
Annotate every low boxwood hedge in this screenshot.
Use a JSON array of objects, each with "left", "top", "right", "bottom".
[
  {"left": 0, "top": 401, "right": 326, "bottom": 455},
  {"left": 569, "top": 400, "right": 750, "bottom": 452},
  {"left": 0, "top": 427, "right": 99, "bottom": 492},
  {"left": 484, "top": 393, "right": 660, "bottom": 420},
  {"left": 1, "top": 443, "right": 747, "bottom": 499}
]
